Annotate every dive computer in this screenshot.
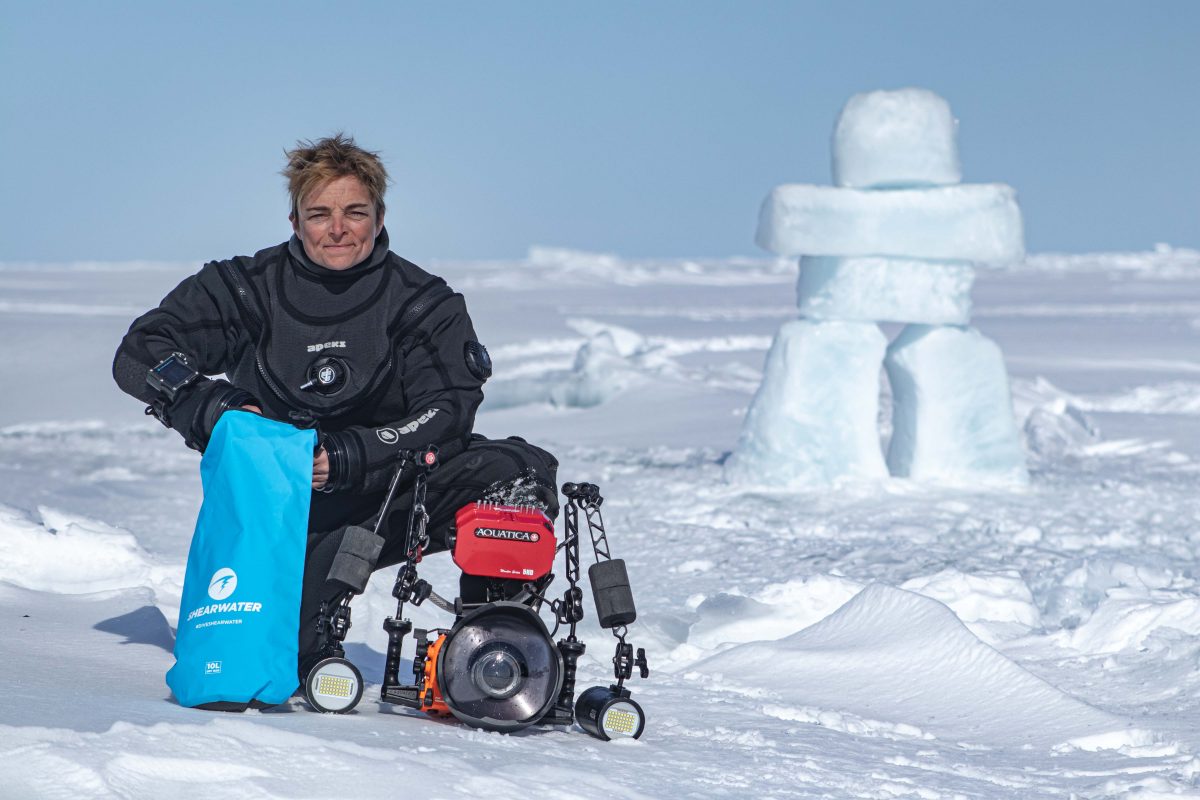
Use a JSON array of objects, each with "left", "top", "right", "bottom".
[{"left": 147, "top": 352, "right": 201, "bottom": 401}]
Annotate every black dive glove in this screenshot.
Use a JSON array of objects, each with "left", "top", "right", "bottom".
[{"left": 156, "top": 379, "right": 260, "bottom": 452}]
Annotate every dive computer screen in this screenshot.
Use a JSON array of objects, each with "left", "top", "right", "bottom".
[{"left": 156, "top": 357, "right": 195, "bottom": 386}]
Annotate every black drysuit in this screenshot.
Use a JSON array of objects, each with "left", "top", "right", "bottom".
[{"left": 113, "top": 230, "right": 559, "bottom": 670}]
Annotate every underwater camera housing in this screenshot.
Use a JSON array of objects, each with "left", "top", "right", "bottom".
[
  {"left": 304, "top": 448, "right": 649, "bottom": 740},
  {"left": 392, "top": 503, "right": 564, "bottom": 732}
]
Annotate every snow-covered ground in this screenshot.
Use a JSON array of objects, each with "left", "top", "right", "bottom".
[{"left": 2, "top": 245, "right": 1200, "bottom": 798}]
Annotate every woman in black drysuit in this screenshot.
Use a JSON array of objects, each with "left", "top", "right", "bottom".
[{"left": 112, "top": 136, "right": 558, "bottom": 681}]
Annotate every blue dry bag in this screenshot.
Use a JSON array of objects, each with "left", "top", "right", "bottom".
[{"left": 166, "top": 411, "right": 316, "bottom": 708}]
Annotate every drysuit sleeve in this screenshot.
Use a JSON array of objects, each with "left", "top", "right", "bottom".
[
  {"left": 111, "top": 261, "right": 258, "bottom": 451},
  {"left": 319, "top": 293, "right": 488, "bottom": 493}
]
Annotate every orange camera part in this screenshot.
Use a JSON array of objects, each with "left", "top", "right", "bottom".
[{"left": 420, "top": 633, "right": 451, "bottom": 717}]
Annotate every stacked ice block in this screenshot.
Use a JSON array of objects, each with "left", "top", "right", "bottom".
[{"left": 727, "top": 88, "right": 1028, "bottom": 487}]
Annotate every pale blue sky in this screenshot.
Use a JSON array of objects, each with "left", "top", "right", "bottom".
[{"left": 2, "top": 1, "right": 1197, "bottom": 262}]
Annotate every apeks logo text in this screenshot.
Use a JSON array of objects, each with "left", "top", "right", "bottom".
[
  {"left": 307, "top": 340, "right": 347, "bottom": 353},
  {"left": 474, "top": 527, "right": 541, "bottom": 543},
  {"left": 376, "top": 409, "right": 440, "bottom": 444}
]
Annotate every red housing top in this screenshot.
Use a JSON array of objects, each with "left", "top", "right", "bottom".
[{"left": 452, "top": 503, "right": 557, "bottom": 581}]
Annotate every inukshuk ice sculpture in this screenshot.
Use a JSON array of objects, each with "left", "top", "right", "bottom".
[{"left": 727, "top": 88, "right": 1029, "bottom": 487}]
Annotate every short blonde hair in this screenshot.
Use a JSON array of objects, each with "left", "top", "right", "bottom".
[{"left": 282, "top": 133, "right": 389, "bottom": 219}]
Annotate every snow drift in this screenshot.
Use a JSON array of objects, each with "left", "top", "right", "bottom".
[{"left": 694, "top": 584, "right": 1157, "bottom": 751}]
